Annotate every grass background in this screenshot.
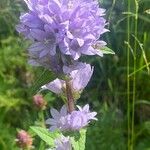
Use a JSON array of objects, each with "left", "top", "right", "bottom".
[{"left": 0, "top": 0, "right": 150, "bottom": 149}]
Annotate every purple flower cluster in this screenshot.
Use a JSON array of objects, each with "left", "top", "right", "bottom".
[
  {"left": 17, "top": 0, "right": 108, "bottom": 73},
  {"left": 46, "top": 104, "right": 97, "bottom": 131},
  {"left": 16, "top": 1, "right": 107, "bottom": 147}
]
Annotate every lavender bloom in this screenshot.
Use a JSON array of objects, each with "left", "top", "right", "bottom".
[
  {"left": 16, "top": 12, "right": 44, "bottom": 40},
  {"left": 17, "top": 0, "right": 108, "bottom": 62},
  {"left": 76, "top": 104, "right": 98, "bottom": 121},
  {"left": 67, "top": 111, "right": 88, "bottom": 130},
  {"left": 41, "top": 63, "right": 93, "bottom": 96},
  {"left": 54, "top": 135, "right": 72, "bottom": 150},
  {"left": 42, "top": 79, "right": 65, "bottom": 94},
  {"left": 46, "top": 104, "right": 97, "bottom": 131},
  {"left": 46, "top": 105, "right": 68, "bottom": 131},
  {"left": 68, "top": 104, "right": 97, "bottom": 130},
  {"left": 17, "top": 13, "right": 63, "bottom": 73},
  {"left": 70, "top": 63, "right": 94, "bottom": 91}
]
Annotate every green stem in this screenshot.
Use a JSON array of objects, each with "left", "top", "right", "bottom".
[
  {"left": 38, "top": 111, "right": 45, "bottom": 127},
  {"left": 127, "top": 0, "right": 131, "bottom": 149},
  {"left": 131, "top": 0, "right": 138, "bottom": 149},
  {"left": 108, "top": 0, "right": 116, "bottom": 28},
  {"left": 38, "top": 111, "right": 45, "bottom": 150}
]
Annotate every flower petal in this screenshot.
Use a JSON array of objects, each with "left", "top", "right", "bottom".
[
  {"left": 50, "top": 108, "right": 60, "bottom": 119},
  {"left": 83, "top": 104, "right": 89, "bottom": 112},
  {"left": 60, "top": 105, "right": 67, "bottom": 116},
  {"left": 45, "top": 118, "right": 57, "bottom": 125},
  {"left": 41, "top": 79, "right": 64, "bottom": 94},
  {"left": 49, "top": 126, "right": 57, "bottom": 131}
]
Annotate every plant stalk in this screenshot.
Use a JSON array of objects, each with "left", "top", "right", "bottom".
[
  {"left": 127, "top": 0, "right": 131, "bottom": 149},
  {"left": 131, "top": 0, "right": 138, "bottom": 149},
  {"left": 65, "top": 80, "right": 75, "bottom": 113}
]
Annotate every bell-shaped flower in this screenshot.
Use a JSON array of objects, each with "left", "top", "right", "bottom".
[
  {"left": 76, "top": 104, "right": 98, "bottom": 121},
  {"left": 46, "top": 105, "right": 69, "bottom": 131},
  {"left": 67, "top": 104, "right": 97, "bottom": 130},
  {"left": 46, "top": 104, "right": 97, "bottom": 131}
]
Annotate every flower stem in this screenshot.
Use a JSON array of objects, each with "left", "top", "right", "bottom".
[{"left": 65, "top": 80, "right": 75, "bottom": 113}]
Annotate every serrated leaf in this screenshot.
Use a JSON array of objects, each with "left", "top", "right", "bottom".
[
  {"left": 101, "top": 46, "right": 115, "bottom": 55},
  {"left": 30, "top": 126, "right": 59, "bottom": 147},
  {"left": 71, "top": 129, "right": 87, "bottom": 150}
]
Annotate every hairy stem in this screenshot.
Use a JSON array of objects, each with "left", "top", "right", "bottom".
[{"left": 65, "top": 80, "right": 75, "bottom": 113}]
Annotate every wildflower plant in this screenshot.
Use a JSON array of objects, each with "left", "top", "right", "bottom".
[{"left": 17, "top": 0, "right": 114, "bottom": 149}]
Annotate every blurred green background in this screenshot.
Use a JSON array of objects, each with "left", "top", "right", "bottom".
[{"left": 0, "top": 0, "right": 150, "bottom": 149}]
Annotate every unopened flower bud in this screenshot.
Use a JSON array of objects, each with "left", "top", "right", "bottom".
[
  {"left": 16, "top": 130, "right": 33, "bottom": 149},
  {"left": 33, "top": 94, "right": 47, "bottom": 110}
]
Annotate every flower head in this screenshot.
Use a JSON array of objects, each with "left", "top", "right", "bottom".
[
  {"left": 46, "top": 104, "right": 97, "bottom": 131},
  {"left": 16, "top": 130, "right": 33, "bottom": 149},
  {"left": 67, "top": 104, "right": 97, "bottom": 130},
  {"left": 70, "top": 63, "right": 94, "bottom": 91},
  {"left": 33, "top": 94, "right": 47, "bottom": 110},
  {"left": 77, "top": 104, "right": 98, "bottom": 121},
  {"left": 41, "top": 78, "right": 65, "bottom": 94},
  {"left": 67, "top": 111, "right": 88, "bottom": 130},
  {"left": 17, "top": 0, "right": 108, "bottom": 70},
  {"left": 46, "top": 105, "right": 69, "bottom": 131}
]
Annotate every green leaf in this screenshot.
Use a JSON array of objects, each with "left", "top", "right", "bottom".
[
  {"left": 135, "top": 100, "right": 150, "bottom": 105},
  {"left": 101, "top": 46, "right": 115, "bottom": 55},
  {"left": 71, "top": 129, "right": 87, "bottom": 150},
  {"left": 145, "top": 9, "right": 150, "bottom": 14},
  {"left": 30, "top": 126, "right": 59, "bottom": 147}
]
